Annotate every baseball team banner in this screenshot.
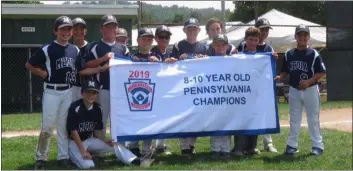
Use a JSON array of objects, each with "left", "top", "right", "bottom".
[{"left": 109, "top": 53, "right": 280, "bottom": 142}]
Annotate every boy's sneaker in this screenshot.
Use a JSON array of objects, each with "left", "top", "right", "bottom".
[
  {"left": 245, "top": 148, "right": 261, "bottom": 155},
  {"left": 181, "top": 149, "right": 191, "bottom": 156},
  {"left": 221, "top": 152, "right": 232, "bottom": 159},
  {"left": 264, "top": 145, "right": 278, "bottom": 153},
  {"left": 140, "top": 159, "right": 155, "bottom": 168},
  {"left": 130, "top": 148, "right": 142, "bottom": 157},
  {"left": 232, "top": 150, "right": 244, "bottom": 157},
  {"left": 156, "top": 147, "right": 172, "bottom": 155},
  {"left": 141, "top": 148, "right": 155, "bottom": 160},
  {"left": 311, "top": 147, "right": 323, "bottom": 156},
  {"left": 284, "top": 145, "right": 299, "bottom": 156},
  {"left": 34, "top": 160, "right": 45, "bottom": 170},
  {"left": 211, "top": 151, "right": 221, "bottom": 159},
  {"left": 57, "top": 159, "right": 70, "bottom": 169},
  {"left": 190, "top": 145, "right": 196, "bottom": 155}
]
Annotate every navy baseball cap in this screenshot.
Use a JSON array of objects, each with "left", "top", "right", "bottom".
[
  {"left": 155, "top": 25, "right": 172, "bottom": 35},
  {"left": 212, "top": 34, "right": 229, "bottom": 44},
  {"left": 138, "top": 28, "right": 154, "bottom": 37},
  {"left": 184, "top": 18, "right": 200, "bottom": 28},
  {"left": 81, "top": 79, "right": 100, "bottom": 93},
  {"left": 255, "top": 18, "right": 273, "bottom": 29},
  {"left": 54, "top": 16, "right": 73, "bottom": 29},
  {"left": 100, "top": 14, "right": 118, "bottom": 26},
  {"left": 72, "top": 17, "right": 87, "bottom": 28},
  {"left": 295, "top": 24, "right": 310, "bottom": 35},
  {"left": 116, "top": 28, "right": 128, "bottom": 37}
]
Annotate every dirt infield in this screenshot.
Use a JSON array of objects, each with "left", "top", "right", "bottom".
[
  {"left": 280, "top": 108, "right": 352, "bottom": 132},
  {"left": 2, "top": 108, "right": 352, "bottom": 138}
]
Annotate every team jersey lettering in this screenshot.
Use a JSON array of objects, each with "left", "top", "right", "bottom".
[
  {"left": 56, "top": 57, "right": 75, "bottom": 70},
  {"left": 289, "top": 61, "right": 308, "bottom": 72},
  {"left": 78, "top": 122, "right": 96, "bottom": 132}
]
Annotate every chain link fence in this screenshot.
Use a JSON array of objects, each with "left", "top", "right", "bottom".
[{"left": 1, "top": 45, "right": 44, "bottom": 114}]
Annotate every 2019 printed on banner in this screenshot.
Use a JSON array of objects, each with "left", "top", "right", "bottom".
[{"left": 124, "top": 70, "right": 156, "bottom": 112}]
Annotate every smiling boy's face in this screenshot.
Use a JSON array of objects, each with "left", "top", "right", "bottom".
[
  {"left": 212, "top": 40, "right": 228, "bottom": 55},
  {"left": 55, "top": 26, "right": 73, "bottom": 42}
]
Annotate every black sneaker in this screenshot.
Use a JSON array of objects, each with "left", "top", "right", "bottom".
[
  {"left": 57, "top": 159, "right": 70, "bottom": 168},
  {"left": 156, "top": 147, "right": 172, "bottom": 155},
  {"left": 34, "top": 160, "right": 45, "bottom": 170},
  {"left": 211, "top": 151, "right": 221, "bottom": 159},
  {"left": 221, "top": 152, "right": 232, "bottom": 159},
  {"left": 130, "top": 148, "right": 142, "bottom": 157},
  {"left": 190, "top": 145, "right": 196, "bottom": 155},
  {"left": 311, "top": 147, "right": 323, "bottom": 156},
  {"left": 284, "top": 145, "right": 299, "bottom": 156},
  {"left": 181, "top": 149, "right": 191, "bottom": 156}
]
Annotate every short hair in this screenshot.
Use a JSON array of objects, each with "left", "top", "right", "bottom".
[
  {"left": 245, "top": 27, "right": 260, "bottom": 39},
  {"left": 206, "top": 18, "right": 223, "bottom": 32}
]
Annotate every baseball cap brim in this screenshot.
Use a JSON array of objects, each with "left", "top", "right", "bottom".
[
  {"left": 258, "top": 25, "right": 273, "bottom": 29},
  {"left": 156, "top": 30, "right": 172, "bottom": 35},
  {"left": 102, "top": 21, "right": 118, "bottom": 26},
  {"left": 296, "top": 30, "right": 310, "bottom": 34},
  {"left": 212, "top": 38, "right": 229, "bottom": 44},
  {"left": 116, "top": 34, "right": 128, "bottom": 38},
  {"left": 73, "top": 22, "right": 87, "bottom": 28},
  {"left": 184, "top": 24, "right": 200, "bottom": 28},
  {"left": 58, "top": 24, "right": 73, "bottom": 29},
  {"left": 83, "top": 88, "right": 99, "bottom": 93},
  {"left": 139, "top": 33, "right": 154, "bottom": 37}
]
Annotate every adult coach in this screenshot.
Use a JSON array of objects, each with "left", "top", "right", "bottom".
[
  {"left": 67, "top": 79, "right": 155, "bottom": 169},
  {"left": 83, "top": 14, "right": 130, "bottom": 134},
  {"left": 71, "top": 17, "right": 89, "bottom": 102},
  {"left": 25, "top": 16, "right": 79, "bottom": 169}
]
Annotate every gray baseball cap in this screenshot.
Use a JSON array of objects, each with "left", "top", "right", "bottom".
[
  {"left": 54, "top": 16, "right": 73, "bottom": 29},
  {"left": 212, "top": 34, "right": 229, "bottom": 44},
  {"left": 116, "top": 28, "right": 128, "bottom": 37},
  {"left": 100, "top": 14, "right": 118, "bottom": 26}
]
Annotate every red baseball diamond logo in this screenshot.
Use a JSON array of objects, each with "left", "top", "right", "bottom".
[{"left": 124, "top": 79, "right": 156, "bottom": 111}]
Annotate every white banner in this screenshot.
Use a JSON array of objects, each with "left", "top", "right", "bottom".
[{"left": 110, "top": 53, "right": 280, "bottom": 142}]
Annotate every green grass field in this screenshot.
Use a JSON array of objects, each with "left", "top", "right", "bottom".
[
  {"left": 2, "top": 101, "right": 351, "bottom": 132},
  {"left": 1, "top": 128, "right": 352, "bottom": 170}
]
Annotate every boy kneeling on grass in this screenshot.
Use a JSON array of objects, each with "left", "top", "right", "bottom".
[{"left": 66, "top": 79, "right": 154, "bottom": 169}]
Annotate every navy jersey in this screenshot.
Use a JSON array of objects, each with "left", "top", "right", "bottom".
[
  {"left": 83, "top": 40, "right": 130, "bottom": 90},
  {"left": 281, "top": 48, "right": 326, "bottom": 88},
  {"left": 171, "top": 40, "right": 208, "bottom": 59},
  {"left": 28, "top": 41, "right": 79, "bottom": 84},
  {"left": 74, "top": 42, "right": 88, "bottom": 87},
  {"left": 130, "top": 51, "right": 153, "bottom": 62},
  {"left": 205, "top": 40, "right": 236, "bottom": 56},
  {"left": 237, "top": 41, "right": 274, "bottom": 53},
  {"left": 66, "top": 99, "right": 103, "bottom": 141},
  {"left": 151, "top": 46, "right": 171, "bottom": 61}
]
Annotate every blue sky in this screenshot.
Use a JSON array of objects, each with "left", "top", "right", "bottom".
[{"left": 41, "top": 1, "right": 235, "bottom": 11}]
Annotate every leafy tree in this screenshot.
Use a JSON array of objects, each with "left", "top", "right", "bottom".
[
  {"left": 229, "top": 1, "right": 326, "bottom": 25},
  {"left": 172, "top": 14, "right": 185, "bottom": 24}
]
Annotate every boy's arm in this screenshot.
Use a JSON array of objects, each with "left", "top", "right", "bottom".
[
  {"left": 298, "top": 52, "right": 326, "bottom": 90},
  {"left": 25, "top": 62, "right": 48, "bottom": 79},
  {"left": 79, "top": 64, "right": 110, "bottom": 76},
  {"left": 71, "top": 130, "right": 92, "bottom": 159},
  {"left": 25, "top": 48, "right": 48, "bottom": 79},
  {"left": 93, "top": 105, "right": 113, "bottom": 146}
]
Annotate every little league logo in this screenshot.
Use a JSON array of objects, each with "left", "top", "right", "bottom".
[{"left": 124, "top": 79, "right": 155, "bottom": 111}]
